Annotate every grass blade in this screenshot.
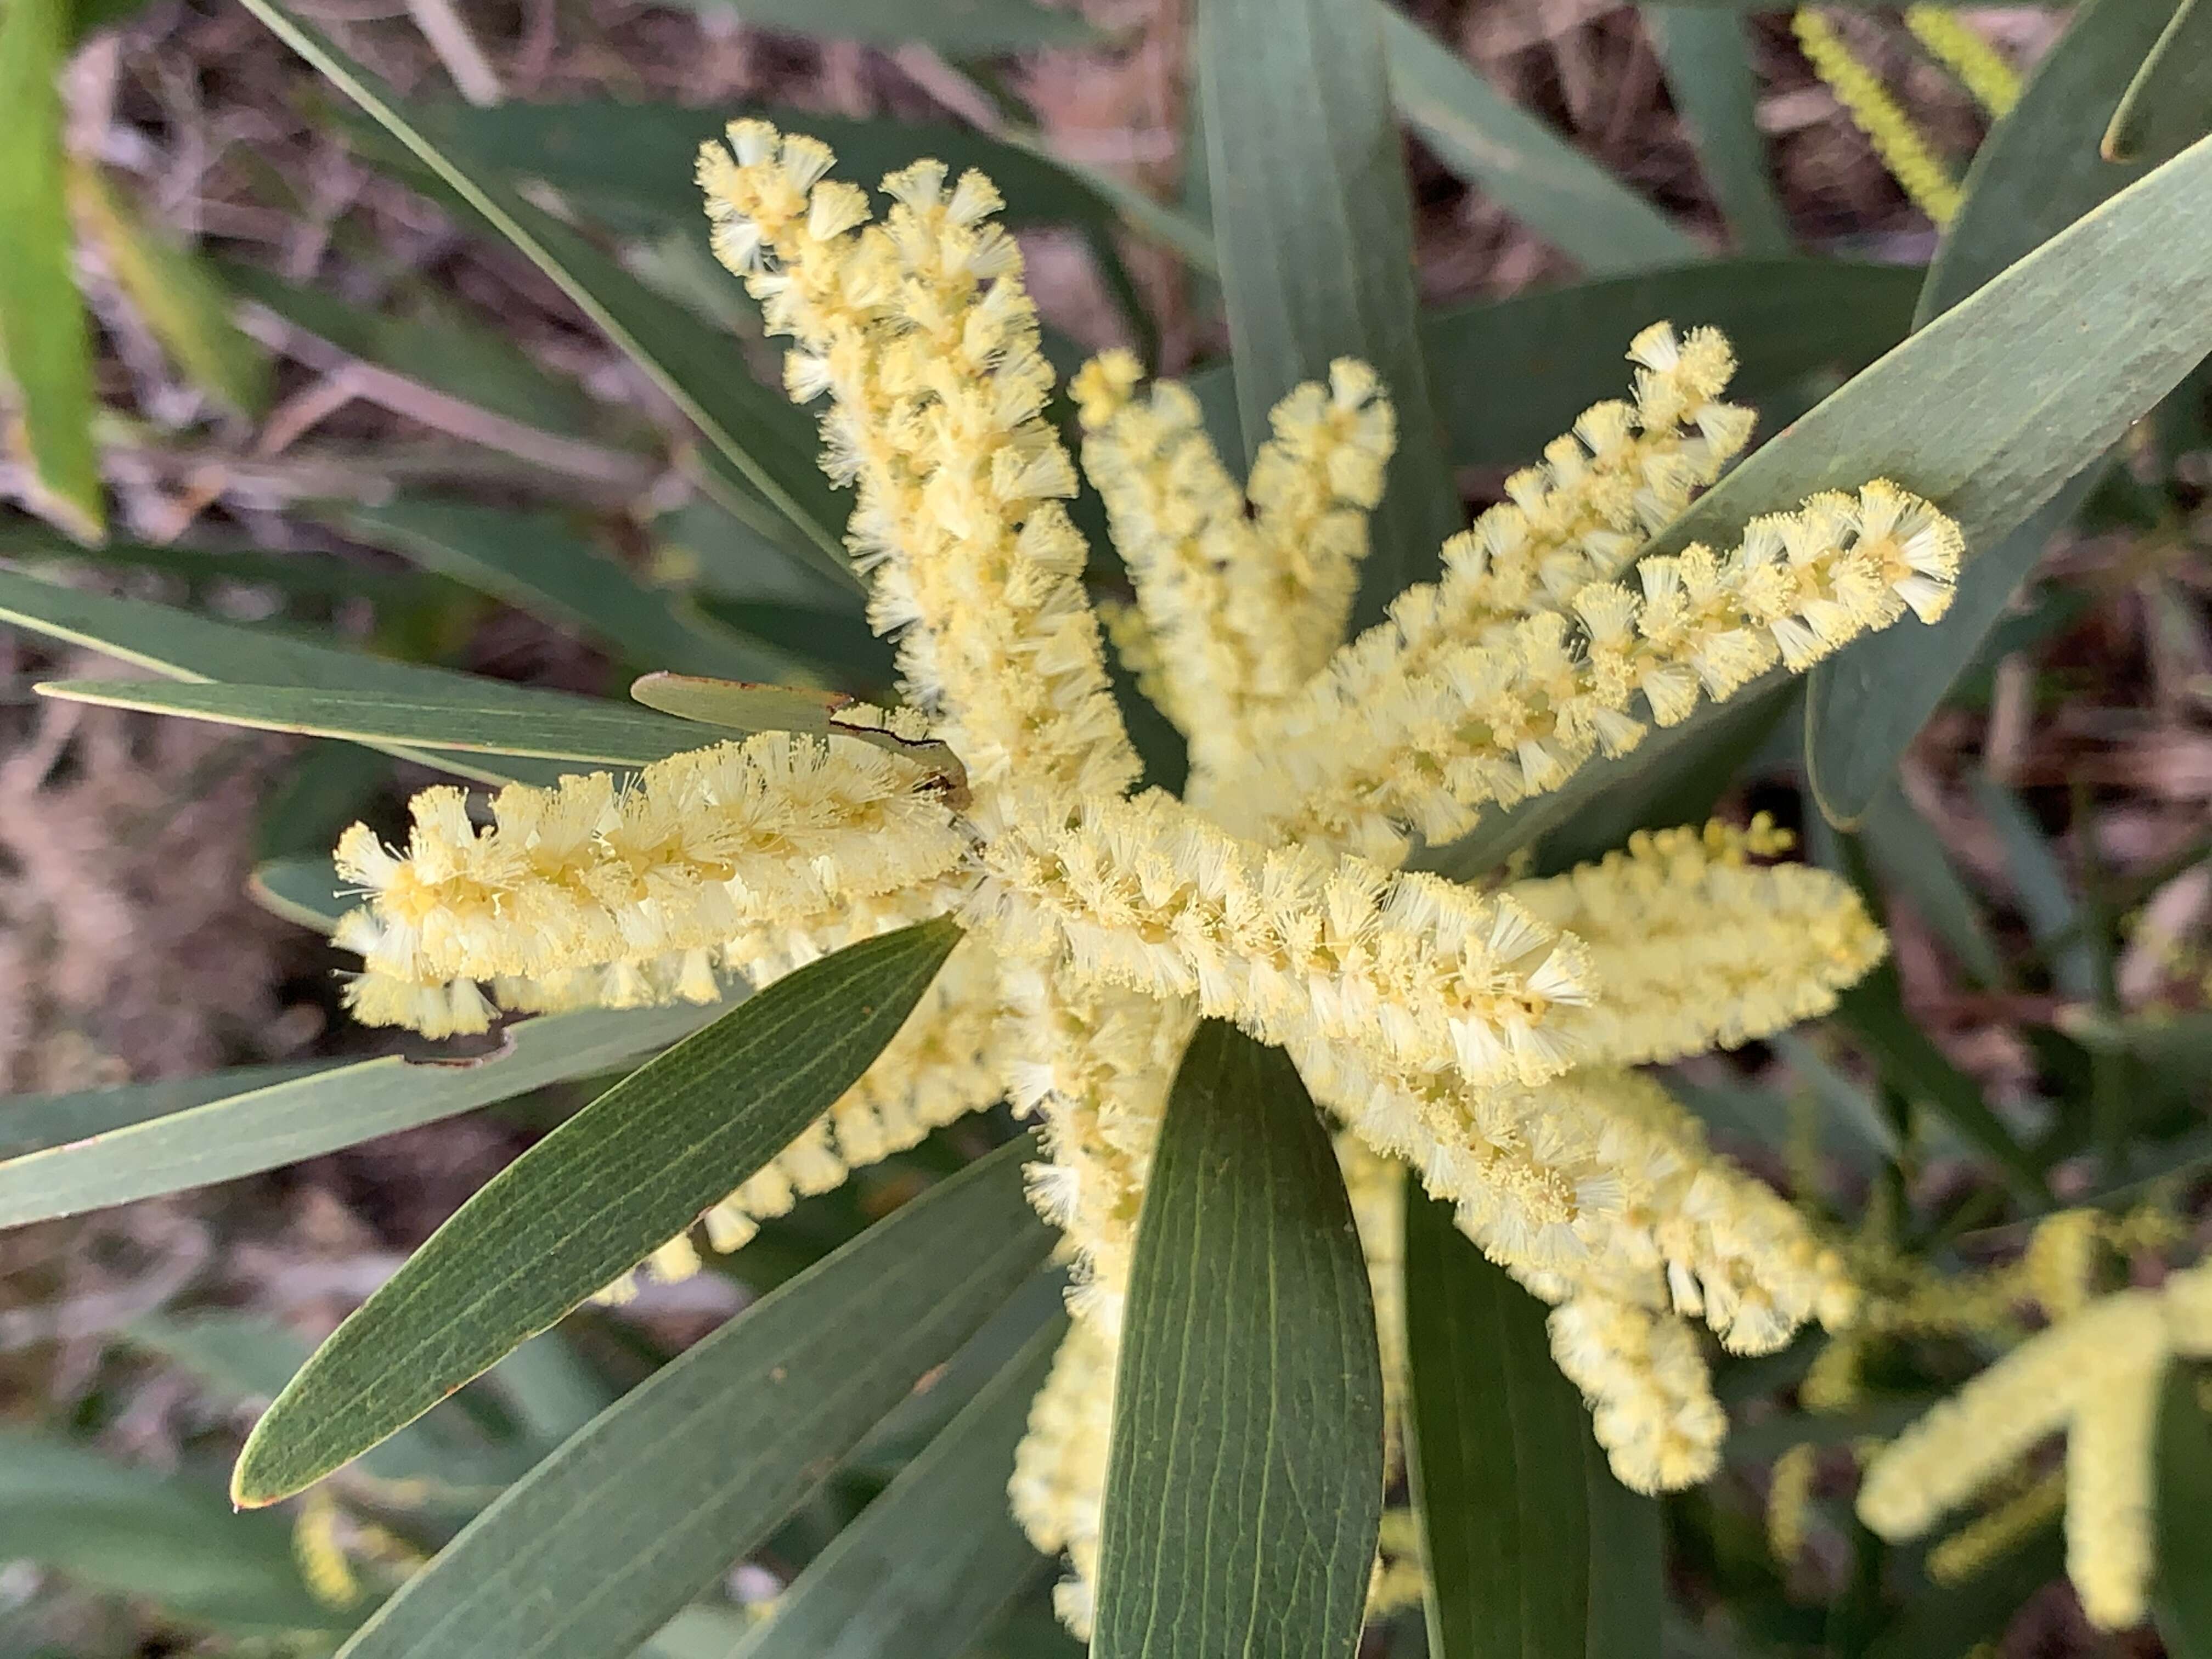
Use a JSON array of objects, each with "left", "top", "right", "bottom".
[
  {"left": 328, "top": 1131, "right": 1053, "bottom": 1659},
  {"left": 1093, "top": 1022, "right": 1384, "bottom": 1659},
  {"left": 1199, "top": 0, "right": 1460, "bottom": 622},
  {"left": 232, "top": 916, "right": 963, "bottom": 1505},
  {"left": 733, "top": 1316, "right": 1066, "bottom": 1659},
  {"left": 0, "top": 0, "right": 103, "bottom": 540},
  {"left": 1379, "top": 4, "right": 1701, "bottom": 274},
  {"left": 0, "top": 1002, "right": 719, "bottom": 1228}
]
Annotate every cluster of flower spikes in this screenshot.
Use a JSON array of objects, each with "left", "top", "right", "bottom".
[
  {"left": 321, "top": 120, "right": 1968, "bottom": 1635},
  {"left": 1858, "top": 1255, "right": 2212, "bottom": 1631}
]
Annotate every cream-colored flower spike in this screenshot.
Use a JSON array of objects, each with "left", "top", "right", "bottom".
[
  {"left": 321, "top": 122, "right": 1970, "bottom": 1633},
  {"left": 1859, "top": 1261, "right": 2212, "bottom": 1630}
]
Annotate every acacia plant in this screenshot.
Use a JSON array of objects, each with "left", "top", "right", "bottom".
[{"left": 5, "top": 0, "right": 2212, "bottom": 1654}]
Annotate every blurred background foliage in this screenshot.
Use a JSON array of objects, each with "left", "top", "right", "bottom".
[{"left": 1, "top": 0, "right": 2210, "bottom": 1653}]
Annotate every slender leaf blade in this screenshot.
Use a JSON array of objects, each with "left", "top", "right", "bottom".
[
  {"left": 2104, "top": 0, "right": 2212, "bottom": 166},
  {"left": 1804, "top": 0, "right": 2195, "bottom": 823},
  {"left": 0, "top": 1002, "right": 718, "bottom": 1227},
  {"left": 1583, "top": 1437, "right": 1663, "bottom": 1659},
  {"left": 1378, "top": 5, "right": 1701, "bottom": 274},
  {"left": 1199, "top": 0, "right": 1460, "bottom": 622},
  {"left": 654, "top": 0, "right": 1095, "bottom": 49},
  {"left": 38, "top": 678, "right": 713, "bottom": 764},
  {"left": 328, "top": 1130, "right": 1053, "bottom": 1659},
  {"left": 1643, "top": 7, "right": 1792, "bottom": 256},
  {"left": 2155, "top": 1365, "right": 2212, "bottom": 1658},
  {"left": 0, "top": 1062, "right": 332, "bottom": 1159},
  {"left": 735, "top": 1316, "right": 1066, "bottom": 1659},
  {"left": 1093, "top": 1022, "right": 1384, "bottom": 1659},
  {"left": 234, "top": 0, "right": 858, "bottom": 588},
  {"left": 0, "top": 0, "right": 102, "bottom": 540},
  {"left": 1404, "top": 1187, "right": 1592, "bottom": 1659},
  {"left": 233, "top": 916, "right": 963, "bottom": 1505}
]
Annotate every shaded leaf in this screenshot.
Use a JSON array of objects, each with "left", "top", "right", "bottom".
[
  {"left": 0, "top": 0, "right": 102, "bottom": 540},
  {"left": 328, "top": 1129, "right": 1053, "bottom": 1659},
  {"left": 1378, "top": 4, "right": 1700, "bottom": 274},
  {"left": 234, "top": 916, "right": 963, "bottom": 1505},
  {"left": 630, "top": 669, "right": 965, "bottom": 780},
  {"left": 2155, "top": 1365, "right": 2212, "bottom": 1658},
  {"left": 733, "top": 1316, "right": 1065, "bottom": 1659},
  {"left": 1643, "top": 7, "right": 1791, "bottom": 256},
  {"left": 1865, "top": 1530, "right": 2062, "bottom": 1659},
  {"left": 69, "top": 163, "right": 271, "bottom": 416},
  {"left": 38, "top": 678, "right": 714, "bottom": 765},
  {"left": 1971, "top": 776, "right": 2101, "bottom": 1000},
  {"left": 330, "top": 499, "right": 797, "bottom": 681},
  {"left": 1583, "top": 1437, "right": 1663, "bottom": 1659},
  {"left": 236, "top": 0, "right": 859, "bottom": 589},
  {"left": 1199, "top": 0, "right": 1460, "bottom": 623},
  {"left": 0, "top": 525, "right": 442, "bottom": 607},
  {"left": 249, "top": 853, "right": 348, "bottom": 932},
  {"left": 222, "top": 259, "right": 602, "bottom": 439},
  {"left": 0, "top": 1002, "right": 719, "bottom": 1228},
  {"left": 1856, "top": 785, "right": 2006, "bottom": 988},
  {"left": 1093, "top": 1021, "right": 1384, "bottom": 1659},
  {"left": 1804, "top": 0, "right": 2192, "bottom": 823},
  {"left": 1404, "top": 1186, "right": 1591, "bottom": 1659},
  {"left": 0, "top": 1430, "right": 334, "bottom": 1629},
  {"left": 2103, "top": 0, "right": 2212, "bottom": 165}
]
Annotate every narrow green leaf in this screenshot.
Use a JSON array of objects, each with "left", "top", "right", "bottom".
[
  {"left": 735, "top": 1316, "right": 1066, "bottom": 1659},
  {"left": 0, "top": 0, "right": 103, "bottom": 540},
  {"left": 249, "top": 854, "right": 348, "bottom": 932},
  {"left": 2104, "top": 0, "right": 2212, "bottom": 165},
  {"left": 38, "top": 678, "right": 713, "bottom": 765},
  {"left": 652, "top": 0, "right": 1094, "bottom": 49},
  {"left": 1583, "top": 1437, "right": 1663, "bottom": 1659},
  {"left": 695, "top": 595, "right": 896, "bottom": 686},
  {"left": 0, "top": 1062, "right": 332, "bottom": 1159},
  {"left": 235, "top": 0, "right": 858, "bottom": 589},
  {"left": 0, "top": 1430, "right": 332, "bottom": 1629},
  {"left": 69, "top": 163, "right": 271, "bottom": 416},
  {"left": 0, "top": 566, "right": 578, "bottom": 786},
  {"left": 1835, "top": 969, "right": 2048, "bottom": 1201},
  {"left": 1970, "top": 776, "right": 2101, "bottom": 1000},
  {"left": 630, "top": 669, "right": 966, "bottom": 780},
  {"left": 222, "top": 259, "right": 603, "bottom": 440},
  {"left": 1199, "top": 0, "right": 1460, "bottom": 623},
  {"left": 328, "top": 1129, "right": 1053, "bottom": 1659},
  {"left": 402, "top": 101, "right": 1125, "bottom": 240},
  {"left": 234, "top": 916, "right": 963, "bottom": 1506},
  {"left": 1404, "top": 1187, "right": 1591, "bottom": 1659},
  {"left": 1856, "top": 785, "right": 2006, "bottom": 988},
  {"left": 1378, "top": 4, "right": 1701, "bottom": 275},
  {"left": 1425, "top": 259, "right": 1915, "bottom": 471},
  {"left": 0, "top": 1002, "right": 718, "bottom": 1228},
  {"left": 2155, "top": 1365, "right": 2212, "bottom": 1658},
  {"left": 1643, "top": 7, "right": 1793, "bottom": 256},
  {"left": 1093, "top": 1022, "right": 1384, "bottom": 1659},
  {"left": 0, "top": 525, "right": 442, "bottom": 607},
  {"left": 1804, "top": 0, "right": 2191, "bottom": 824},
  {"left": 329, "top": 499, "right": 797, "bottom": 681}
]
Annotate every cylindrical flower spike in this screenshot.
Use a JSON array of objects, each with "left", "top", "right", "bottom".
[
  {"left": 699, "top": 120, "right": 1139, "bottom": 803},
  {"left": 1549, "top": 1293, "right": 1729, "bottom": 1492},
  {"left": 973, "top": 786, "right": 1593, "bottom": 1093},
  {"left": 332, "top": 732, "right": 967, "bottom": 994}
]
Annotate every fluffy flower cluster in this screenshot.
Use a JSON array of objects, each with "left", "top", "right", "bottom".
[
  {"left": 322, "top": 123, "right": 1968, "bottom": 1632},
  {"left": 1859, "top": 1260, "right": 2212, "bottom": 1630}
]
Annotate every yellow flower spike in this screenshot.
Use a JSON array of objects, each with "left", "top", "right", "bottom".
[
  {"left": 1859, "top": 1263, "right": 2212, "bottom": 1631},
  {"left": 2021, "top": 1207, "right": 2103, "bottom": 1320},
  {"left": 1793, "top": 9, "right": 1964, "bottom": 226},
  {"left": 1222, "top": 480, "right": 1960, "bottom": 861},
  {"left": 1009, "top": 1317, "right": 1116, "bottom": 1640},
  {"left": 1549, "top": 1293, "right": 1728, "bottom": 1493},
  {"left": 1927, "top": 1470, "right": 2066, "bottom": 1586},
  {"left": 1505, "top": 822, "right": 1889, "bottom": 1071},
  {"left": 1768, "top": 1442, "right": 1818, "bottom": 1565},
  {"left": 1904, "top": 5, "right": 2021, "bottom": 119}
]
